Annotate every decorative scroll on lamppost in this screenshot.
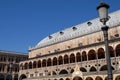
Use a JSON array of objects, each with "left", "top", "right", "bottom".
[{"left": 97, "top": 2, "right": 113, "bottom": 80}]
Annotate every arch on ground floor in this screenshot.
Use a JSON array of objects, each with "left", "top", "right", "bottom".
[
  {"left": 85, "top": 77, "right": 93, "bottom": 80},
  {"left": 66, "top": 78, "right": 70, "bottom": 80},
  {"left": 0, "top": 74, "right": 4, "bottom": 80},
  {"left": 19, "top": 74, "right": 27, "bottom": 80},
  {"left": 59, "top": 78, "right": 64, "bottom": 80},
  {"left": 95, "top": 76, "right": 103, "bottom": 80},
  {"left": 105, "top": 76, "right": 108, "bottom": 80},
  {"left": 73, "top": 76, "right": 83, "bottom": 80},
  {"left": 115, "top": 75, "right": 120, "bottom": 80}
]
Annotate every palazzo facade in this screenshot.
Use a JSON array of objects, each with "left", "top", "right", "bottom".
[
  {"left": 0, "top": 50, "right": 28, "bottom": 80},
  {"left": 19, "top": 10, "right": 120, "bottom": 80}
]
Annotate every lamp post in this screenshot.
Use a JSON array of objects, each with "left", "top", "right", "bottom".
[{"left": 97, "top": 2, "right": 113, "bottom": 80}]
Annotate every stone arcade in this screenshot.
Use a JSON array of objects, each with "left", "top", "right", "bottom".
[{"left": 19, "top": 10, "right": 120, "bottom": 80}]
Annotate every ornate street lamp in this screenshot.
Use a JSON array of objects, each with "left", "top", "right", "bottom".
[
  {"left": 97, "top": 2, "right": 109, "bottom": 25},
  {"left": 97, "top": 2, "right": 113, "bottom": 80}
]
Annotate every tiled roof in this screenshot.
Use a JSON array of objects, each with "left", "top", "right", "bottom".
[{"left": 0, "top": 50, "right": 28, "bottom": 55}]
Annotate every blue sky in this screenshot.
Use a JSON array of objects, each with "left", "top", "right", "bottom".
[{"left": 0, "top": 0, "right": 119, "bottom": 53}]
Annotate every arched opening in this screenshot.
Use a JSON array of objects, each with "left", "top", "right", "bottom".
[
  {"left": 100, "top": 65, "right": 114, "bottom": 71},
  {"left": 82, "top": 51, "right": 87, "bottom": 61},
  {"left": 6, "top": 75, "right": 12, "bottom": 80},
  {"left": 42, "top": 59, "right": 46, "bottom": 67},
  {"left": 89, "top": 66, "right": 97, "bottom": 72},
  {"left": 52, "top": 71, "right": 57, "bottom": 75},
  {"left": 19, "top": 74, "right": 27, "bottom": 80},
  {"left": 115, "top": 75, "right": 120, "bottom": 80},
  {"left": 98, "top": 48, "right": 105, "bottom": 59},
  {"left": 60, "top": 78, "right": 64, "bottom": 80},
  {"left": 38, "top": 60, "right": 41, "bottom": 68},
  {"left": 66, "top": 78, "right": 70, "bottom": 80},
  {"left": 76, "top": 52, "right": 81, "bottom": 62},
  {"left": 70, "top": 53, "right": 75, "bottom": 63},
  {"left": 73, "top": 76, "right": 83, "bottom": 80},
  {"left": 64, "top": 55, "right": 69, "bottom": 64},
  {"left": 59, "top": 69, "right": 68, "bottom": 75},
  {"left": 70, "top": 69, "right": 74, "bottom": 73},
  {"left": 109, "top": 46, "right": 115, "bottom": 57},
  {"left": 115, "top": 44, "right": 120, "bottom": 57},
  {"left": 53, "top": 57, "right": 57, "bottom": 66},
  {"left": 29, "top": 62, "right": 32, "bottom": 69},
  {"left": 20, "top": 63, "right": 23, "bottom": 70},
  {"left": 58, "top": 56, "right": 63, "bottom": 65},
  {"left": 85, "top": 77, "right": 93, "bottom": 80},
  {"left": 24, "top": 63, "right": 28, "bottom": 69},
  {"left": 80, "top": 67, "right": 87, "bottom": 72},
  {"left": 0, "top": 74, "right": 4, "bottom": 80},
  {"left": 33, "top": 61, "right": 37, "bottom": 68},
  {"left": 47, "top": 58, "right": 52, "bottom": 66},
  {"left": 88, "top": 49, "right": 96, "bottom": 60},
  {"left": 95, "top": 76, "right": 103, "bottom": 80}
]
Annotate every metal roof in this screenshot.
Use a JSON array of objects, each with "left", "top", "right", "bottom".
[{"left": 33, "top": 10, "right": 120, "bottom": 49}]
